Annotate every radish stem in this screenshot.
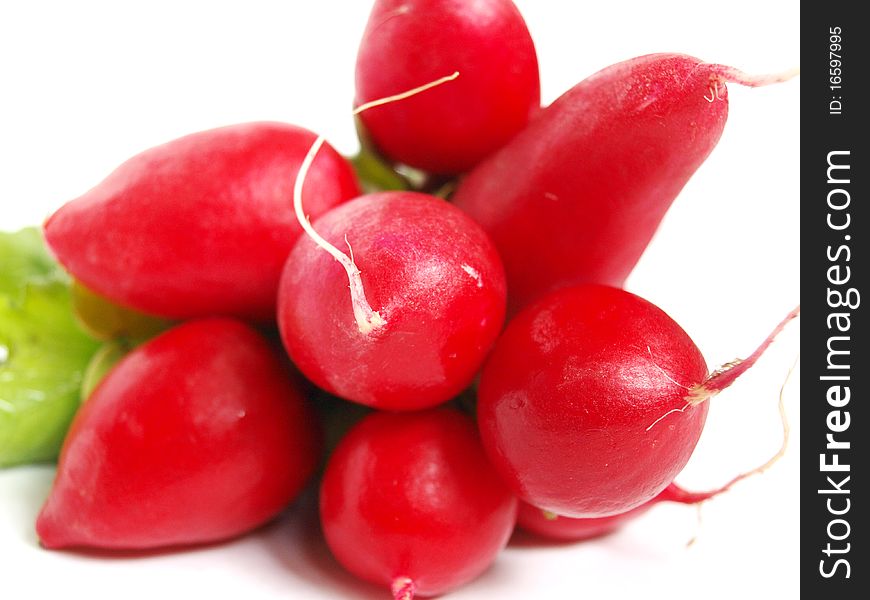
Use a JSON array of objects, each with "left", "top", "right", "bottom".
[
  {"left": 391, "top": 576, "right": 416, "bottom": 600},
  {"left": 707, "top": 65, "right": 800, "bottom": 87},
  {"left": 687, "top": 306, "right": 800, "bottom": 404}
]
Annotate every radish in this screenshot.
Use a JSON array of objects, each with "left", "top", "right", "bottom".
[
  {"left": 355, "top": 0, "right": 540, "bottom": 175},
  {"left": 37, "top": 319, "right": 321, "bottom": 550},
  {"left": 320, "top": 408, "right": 517, "bottom": 599},
  {"left": 278, "top": 190, "right": 506, "bottom": 410},
  {"left": 476, "top": 284, "right": 798, "bottom": 518},
  {"left": 517, "top": 361, "right": 795, "bottom": 542},
  {"left": 43, "top": 122, "right": 360, "bottom": 321},
  {"left": 0, "top": 228, "right": 100, "bottom": 467},
  {"left": 452, "top": 53, "right": 798, "bottom": 312},
  {"left": 274, "top": 74, "right": 504, "bottom": 410},
  {"left": 517, "top": 483, "right": 723, "bottom": 542}
]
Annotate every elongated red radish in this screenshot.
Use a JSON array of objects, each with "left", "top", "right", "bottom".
[
  {"left": 476, "top": 284, "right": 798, "bottom": 518},
  {"left": 320, "top": 408, "right": 518, "bottom": 599},
  {"left": 355, "top": 0, "right": 540, "bottom": 175},
  {"left": 44, "top": 123, "right": 360, "bottom": 321},
  {"left": 37, "top": 319, "right": 321, "bottom": 550},
  {"left": 278, "top": 191, "right": 506, "bottom": 410},
  {"left": 452, "top": 53, "right": 798, "bottom": 313}
]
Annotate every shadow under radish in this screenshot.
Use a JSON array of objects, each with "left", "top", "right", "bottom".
[{"left": 260, "top": 485, "right": 385, "bottom": 600}]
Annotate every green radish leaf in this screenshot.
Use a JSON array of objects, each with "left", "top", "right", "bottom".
[
  {"left": 71, "top": 279, "right": 172, "bottom": 342},
  {"left": 80, "top": 340, "right": 132, "bottom": 401},
  {"left": 0, "top": 227, "right": 66, "bottom": 298},
  {"left": 1, "top": 229, "right": 99, "bottom": 468},
  {"left": 351, "top": 148, "right": 409, "bottom": 193}
]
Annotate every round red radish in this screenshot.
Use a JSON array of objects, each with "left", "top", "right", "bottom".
[
  {"left": 477, "top": 284, "right": 710, "bottom": 518},
  {"left": 355, "top": 0, "right": 540, "bottom": 174},
  {"left": 44, "top": 122, "right": 360, "bottom": 321},
  {"left": 278, "top": 191, "right": 506, "bottom": 410},
  {"left": 320, "top": 408, "right": 517, "bottom": 598},
  {"left": 452, "top": 53, "right": 794, "bottom": 313},
  {"left": 37, "top": 319, "right": 321, "bottom": 550},
  {"left": 516, "top": 483, "right": 715, "bottom": 542}
]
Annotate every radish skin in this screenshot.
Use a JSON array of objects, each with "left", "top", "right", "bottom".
[
  {"left": 37, "top": 319, "right": 321, "bottom": 550},
  {"left": 278, "top": 192, "right": 506, "bottom": 411},
  {"left": 43, "top": 123, "right": 360, "bottom": 321},
  {"left": 291, "top": 72, "right": 460, "bottom": 334},
  {"left": 320, "top": 409, "right": 517, "bottom": 598},
  {"left": 452, "top": 53, "right": 797, "bottom": 313},
  {"left": 355, "top": 0, "right": 540, "bottom": 174},
  {"left": 477, "top": 285, "right": 797, "bottom": 518}
]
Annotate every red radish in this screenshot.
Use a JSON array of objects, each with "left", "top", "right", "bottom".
[
  {"left": 518, "top": 361, "right": 796, "bottom": 542},
  {"left": 516, "top": 483, "right": 721, "bottom": 542},
  {"left": 37, "top": 319, "right": 321, "bottom": 550},
  {"left": 355, "top": 0, "right": 540, "bottom": 175},
  {"left": 320, "top": 408, "right": 517, "bottom": 599},
  {"left": 44, "top": 122, "right": 360, "bottom": 321},
  {"left": 476, "top": 284, "right": 798, "bottom": 518},
  {"left": 278, "top": 190, "right": 506, "bottom": 410},
  {"left": 452, "top": 53, "right": 798, "bottom": 312}
]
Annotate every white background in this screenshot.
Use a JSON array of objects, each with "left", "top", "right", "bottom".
[{"left": 0, "top": 1, "right": 800, "bottom": 599}]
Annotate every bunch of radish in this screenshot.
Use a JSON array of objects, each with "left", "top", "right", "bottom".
[{"left": 0, "top": 1, "right": 799, "bottom": 598}]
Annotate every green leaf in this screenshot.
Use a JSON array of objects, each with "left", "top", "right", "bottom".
[
  {"left": 351, "top": 148, "right": 410, "bottom": 193},
  {"left": 80, "top": 339, "right": 132, "bottom": 401},
  {"left": 1, "top": 228, "right": 99, "bottom": 468},
  {"left": 0, "top": 227, "right": 67, "bottom": 299}
]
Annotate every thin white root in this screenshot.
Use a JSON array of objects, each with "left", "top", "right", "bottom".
[
  {"left": 647, "top": 346, "right": 691, "bottom": 390},
  {"left": 686, "top": 503, "right": 704, "bottom": 548},
  {"left": 727, "top": 354, "right": 798, "bottom": 482},
  {"left": 703, "top": 86, "right": 715, "bottom": 103},
  {"left": 645, "top": 403, "right": 691, "bottom": 432},
  {"left": 353, "top": 71, "right": 460, "bottom": 115},
  {"left": 391, "top": 577, "right": 416, "bottom": 600},
  {"left": 293, "top": 136, "right": 385, "bottom": 334},
  {"left": 294, "top": 71, "right": 461, "bottom": 335}
]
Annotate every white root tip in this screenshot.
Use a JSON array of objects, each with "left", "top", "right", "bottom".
[
  {"left": 293, "top": 136, "right": 386, "bottom": 336},
  {"left": 294, "top": 71, "right": 461, "bottom": 336},
  {"left": 356, "top": 310, "right": 386, "bottom": 335}
]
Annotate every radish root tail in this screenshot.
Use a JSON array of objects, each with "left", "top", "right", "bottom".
[
  {"left": 294, "top": 72, "right": 460, "bottom": 334},
  {"left": 686, "top": 503, "right": 704, "bottom": 548},
  {"left": 391, "top": 576, "right": 416, "bottom": 600},
  {"left": 692, "top": 354, "right": 798, "bottom": 495},
  {"left": 664, "top": 356, "right": 796, "bottom": 547},
  {"left": 664, "top": 353, "right": 798, "bottom": 505},
  {"left": 686, "top": 306, "right": 800, "bottom": 405},
  {"left": 707, "top": 65, "right": 800, "bottom": 88},
  {"left": 699, "top": 64, "right": 798, "bottom": 102},
  {"left": 293, "top": 136, "right": 386, "bottom": 334}
]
